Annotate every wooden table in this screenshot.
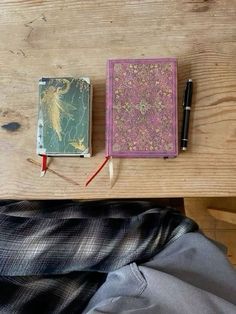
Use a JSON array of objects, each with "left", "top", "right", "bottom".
[{"left": 0, "top": 0, "right": 236, "bottom": 199}]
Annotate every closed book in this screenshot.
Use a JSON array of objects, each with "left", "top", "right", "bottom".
[
  {"left": 106, "top": 58, "right": 178, "bottom": 158},
  {"left": 37, "top": 77, "right": 92, "bottom": 157}
]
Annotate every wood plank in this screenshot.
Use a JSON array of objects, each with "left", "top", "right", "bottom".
[
  {"left": 184, "top": 198, "right": 216, "bottom": 229},
  {"left": 1, "top": 0, "right": 236, "bottom": 199},
  {"left": 185, "top": 198, "right": 236, "bottom": 229},
  {"left": 208, "top": 208, "right": 236, "bottom": 225}
]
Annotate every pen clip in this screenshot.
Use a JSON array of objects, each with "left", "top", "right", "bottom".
[
  {"left": 182, "top": 84, "right": 187, "bottom": 107},
  {"left": 182, "top": 79, "right": 192, "bottom": 107}
]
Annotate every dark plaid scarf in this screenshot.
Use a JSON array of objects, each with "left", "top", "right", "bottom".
[{"left": 0, "top": 200, "right": 198, "bottom": 313}]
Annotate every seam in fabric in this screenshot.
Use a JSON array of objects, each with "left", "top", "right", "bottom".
[{"left": 130, "top": 263, "right": 147, "bottom": 296}]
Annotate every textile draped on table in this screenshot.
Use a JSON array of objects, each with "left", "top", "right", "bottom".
[{"left": 0, "top": 200, "right": 198, "bottom": 313}]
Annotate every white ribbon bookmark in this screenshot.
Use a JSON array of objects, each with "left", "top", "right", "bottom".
[{"left": 109, "top": 156, "right": 114, "bottom": 188}]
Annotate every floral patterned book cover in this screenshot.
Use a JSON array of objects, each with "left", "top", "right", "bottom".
[
  {"left": 37, "top": 77, "right": 92, "bottom": 157},
  {"left": 106, "top": 58, "right": 178, "bottom": 158}
]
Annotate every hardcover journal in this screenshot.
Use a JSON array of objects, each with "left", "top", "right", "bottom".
[
  {"left": 106, "top": 58, "right": 178, "bottom": 158},
  {"left": 37, "top": 77, "right": 92, "bottom": 158}
]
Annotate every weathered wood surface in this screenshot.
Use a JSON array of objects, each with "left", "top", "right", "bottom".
[{"left": 0, "top": 0, "right": 236, "bottom": 199}]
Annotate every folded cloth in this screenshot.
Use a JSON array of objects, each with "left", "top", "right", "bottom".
[{"left": 0, "top": 200, "right": 198, "bottom": 313}]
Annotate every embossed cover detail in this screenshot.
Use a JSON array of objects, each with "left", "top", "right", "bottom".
[
  {"left": 37, "top": 77, "right": 92, "bottom": 157},
  {"left": 106, "top": 58, "right": 178, "bottom": 157}
]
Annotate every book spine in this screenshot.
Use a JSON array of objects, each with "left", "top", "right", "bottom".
[
  {"left": 106, "top": 60, "right": 113, "bottom": 157},
  {"left": 174, "top": 60, "right": 178, "bottom": 156},
  {"left": 37, "top": 79, "right": 46, "bottom": 156},
  {"left": 88, "top": 83, "right": 93, "bottom": 157},
  {"left": 170, "top": 59, "right": 178, "bottom": 157}
]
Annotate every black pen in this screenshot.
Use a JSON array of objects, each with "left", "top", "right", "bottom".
[{"left": 181, "top": 79, "right": 193, "bottom": 151}]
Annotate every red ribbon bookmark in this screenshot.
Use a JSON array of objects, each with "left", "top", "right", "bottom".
[
  {"left": 40, "top": 154, "right": 47, "bottom": 177},
  {"left": 85, "top": 156, "right": 110, "bottom": 187}
]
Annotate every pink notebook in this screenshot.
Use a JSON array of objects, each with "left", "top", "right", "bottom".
[{"left": 106, "top": 58, "right": 178, "bottom": 158}]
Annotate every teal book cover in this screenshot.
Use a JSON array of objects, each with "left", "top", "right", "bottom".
[{"left": 37, "top": 77, "right": 92, "bottom": 157}]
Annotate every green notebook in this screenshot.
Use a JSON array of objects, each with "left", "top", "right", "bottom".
[{"left": 37, "top": 77, "right": 92, "bottom": 157}]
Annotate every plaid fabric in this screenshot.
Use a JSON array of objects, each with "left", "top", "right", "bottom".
[{"left": 0, "top": 200, "right": 198, "bottom": 313}]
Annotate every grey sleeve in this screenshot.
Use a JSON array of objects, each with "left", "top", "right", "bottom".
[
  {"left": 143, "top": 232, "right": 236, "bottom": 304},
  {"left": 84, "top": 232, "right": 236, "bottom": 314}
]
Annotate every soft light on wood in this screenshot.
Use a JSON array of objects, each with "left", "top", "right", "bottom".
[
  {"left": 208, "top": 208, "right": 236, "bottom": 225},
  {"left": 0, "top": 1, "right": 236, "bottom": 199}
]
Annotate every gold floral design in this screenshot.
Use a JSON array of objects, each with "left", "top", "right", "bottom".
[
  {"left": 41, "top": 79, "right": 71, "bottom": 141},
  {"left": 111, "top": 60, "right": 176, "bottom": 155},
  {"left": 69, "top": 138, "right": 86, "bottom": 151},
  {"left": 136, "top": 100, "right": 151, "bottom": 115},
  {"left": 113, "top": 143, "right": 121, "bottom": 151},
  {"left": 122, "top": 102, "right": 132, "bottom": 112}
]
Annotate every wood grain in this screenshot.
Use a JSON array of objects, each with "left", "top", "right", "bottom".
[
  {"left": 208, "top": 208, "right": 236, "bottom": 225},
  {"left": 0, "top": 0, "right": 236, "bottom": 199}
]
